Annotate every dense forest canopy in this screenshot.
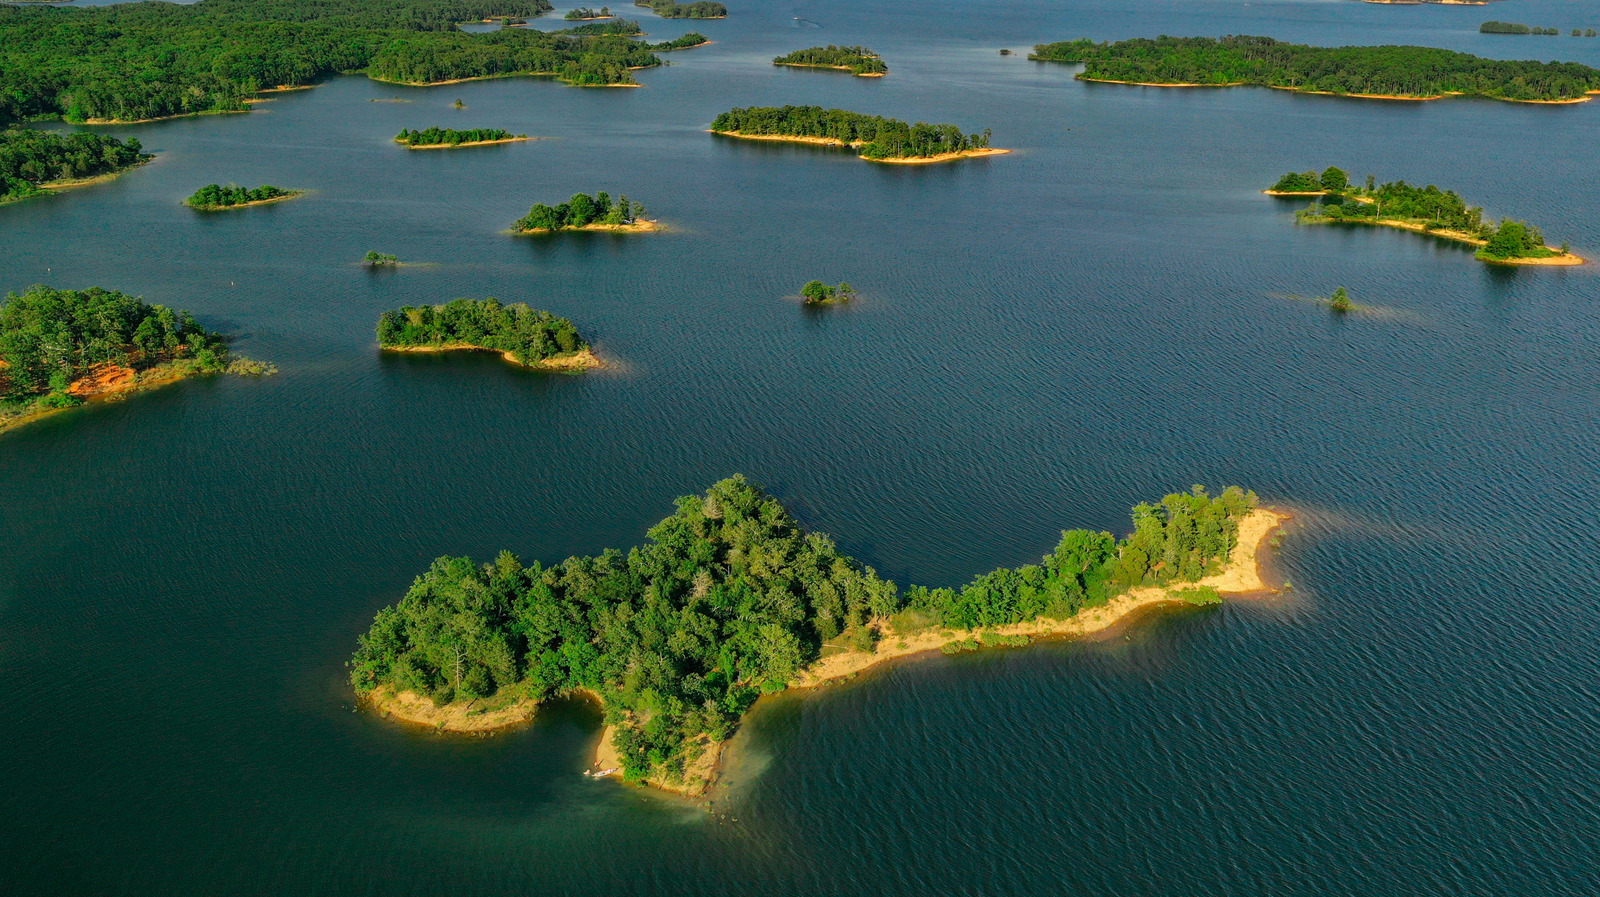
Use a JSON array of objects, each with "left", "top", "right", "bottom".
[
  {"left": 0, "top": 0, "right": 689, "bottom": 124},
  {"left": 377, "top": 298, "right": 587, "bottom": 364},
  {"left": 0, "top": 285, "right": 231, "bottom": 407},
  {"left": 711, "top": 106, "right": 992, "bottom": 159},
  {"left": 513, "top": 191, "right": 644, "bottom": 232},
  {"left": 636, "top": 0, "right": 726, "bottom": 19},
  {"left": 1029, "top": 35, "right": 1600, "bottom": 101},
  {"left": 773, "top": 45, "right": 887, "bottom": 75},
  {"left": 185, "top": 183, "right": 298, "bottom": 209},
  {"left": 351, "top": 477, "right": 1256, "bottom": 780},
  {"left": 394, "top": 126, "right": 524, "bottom": 146},
  {"left": 556, "top": 19, "right": 643, "bottom": 36},
  {"left": 566, "top": 6, "right": 612, "bottom": 19},
  {"left": 0, "top": 129, "right": 150, "bottom": 203}
]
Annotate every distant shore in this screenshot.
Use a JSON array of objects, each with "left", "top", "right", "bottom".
[
  {"left": 382, "top": 344, "right": 605, "bottom": 370},
  {"left": 1082, "top": 76, "right": 1593, "bottom": 104},
  {"left": 399, "top": 136, "right": 530, "bottom": 150},
  {"left": 710, "top": 131, "right": 1009, "bottom": 164}
]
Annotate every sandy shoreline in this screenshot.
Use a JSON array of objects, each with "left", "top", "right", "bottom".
[
  {"left": 867, "top": 147, "right": 1010, "bottom": 164},
  {"left": 1082, "top": 77, "right": 1589, "bottom": 104},
  {"left": 382, "top": 344, "right": 605, "bottom": 370},
  {"left": 367, "top": 687, "right": 538, "bottom": 731},
  {"left": 515, "top": 219, "right": 659, "bottom": 234},
  {"left": 187, "top": 191, "right": 305, "bottom": 211},
  {"left": 710, "top": 131, "right": 1009, "bottom": 163},
  {"left": 1306, "top": 215, "right": 1584, "bottom": 265},
  {"left": 399, "top": 136, "right": 530, "bottom": 150},
  {"left": 0, "top": 360, "right": 203, "bottom": 437},
  {"left": 774, "top": 62, "right": 886, "bottom": 77}
]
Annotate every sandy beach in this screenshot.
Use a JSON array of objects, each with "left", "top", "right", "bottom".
[{"left": 381, "top": 344, "right": 605, "bottom": 370}]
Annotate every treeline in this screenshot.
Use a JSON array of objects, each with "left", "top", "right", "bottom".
[
  {"left": 773, "top": 45, "right": 887, "bottom": 75},
  {"left": 185, "top": 183, "right": 297, "bottom": 209},
  {"left": 1482, "top": 22, "right": 1595, "bottom": 37},
  {"left": 651, "top": 32, "right": 710, "bottom": 50},
  {"left": 513, "top": 191, "right": 644, "bottom": 232},
  {"left": 1029, "top": 35, "right": 1600, "bottom": 102},
  {"left": 377, "top": 298, "right": 587, "bottom": 364},
  {"left": 566, "top": 6, "right": 611, "bottom": 19},
  {"left": 636, "top": 0, "right": 726, "bottom": 19},
  {"left": 0, "top": 285, "right": 232, "bottom": 411},
  {"left": 350, "top": 477, "right": 1256, "bottom": 781},
  {"left": 1, "top": 129, "right": 150, "bottom": 203},
  {"left": 711, "top": 105, "right": 992, "bottom": 159},
  {"left": 0, "top": 0, "right": 683, "bottom": 125},
  {"left": 558, "top": 19, "right": 642, "bottom": 36},
  {"left": 394, "top": 126, "right": 524, "bottom": 146}
]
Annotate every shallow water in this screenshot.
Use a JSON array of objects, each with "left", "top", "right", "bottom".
[{"left": 3, "top": 0, "right": 1599, "bottom": 894}]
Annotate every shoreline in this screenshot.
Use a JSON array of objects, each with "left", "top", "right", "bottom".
[
  {"left": 1303, "top": 215, "right": 1584, "bottom": 264},
  {"left": 774, "top": 61, "right": 886, "bottom": 78},
  {"left": 367, "top": 687, "right": 538, "bottom": 732},
  {"left": 710, "top": 131, "right": 1010, "bottom": 163},
  {"left": 1081, "top": 77, "right": 1591, "bottom": 104},
  {"left": 186, "top": 191, "right": 305, "bottom": 211},
  {"left": 866, "top": 147, "right": 1010, "bottom": 164},
  {"left": 398, "top": 136, "right": 530, "bottom": 150},
  {"left": 0, "top": 360, "right": 206, "bottom": 437},
  {"left": 514, "top": 219, "right": 659, "bottom": 235},
  {"left": 381, "top": 344, "right": 605, "bottom": 371},
  {"left": 33, "top": 159, "right": 154, "bottom": 194}
]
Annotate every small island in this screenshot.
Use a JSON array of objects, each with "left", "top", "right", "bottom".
[
  {"left": 512, "top": 191, "right": 654, "bottom": 234},
  {"left": 800, "top": 281, "right": 856, "bottom": 305},
  {"left": 377, "top": 298, "right": 601, "bottom": 371},
  {"left": 635, "top": 0, "right": 726, "bottom": 18},
  {"left": 773, "top": 46, "right": 887, "bottom": 77},
  {"left": 1029, "top": 35, "right": 1600, "bottom": 103},
  {"left": 1, "top": 130, "right": 152, "bottom": 204},
  {"left": 558, "top": 19, "right": 645, "bottom": 35},
  {"left": 710, "top": 106, "right": 1005, "bottom": 164},
  {"left": 351, "top": 476, "right": 1279, "bottom": 796},
  {"left": 1, "top": 285, "right": 273, "bottom": 436},
  {"left": 185, "top": 184, "right": 303, "bottom": 211},
  {"left": 1270, "top": 168, "right": 1583, "bottom": 265},
  {"left": 394, "top": 127, "right": 529, "bottom": 149},
  {"left": 565, "top": 6, "right": 613, "bottom": 19},
  {"left": 362, "top": 251, "right": 400, "bottom": 267}
]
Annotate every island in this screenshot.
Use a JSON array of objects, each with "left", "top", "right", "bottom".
[
  {"left": 1270, "top": 169, "right": 1584, "bottom": 265},
  {"left": 773, "top": 46, "right": 887, "bottom": 77},
  {"left": 1029, "top": 36, "right": 1600, "bottom": 103},
  {"left": 351, "top": 476, "right": 1281, "bottom": 796},
  {"left": 377, "top": 298, "right": 600, "bottom": 371},
  {"left": 512, "top": 191, "right": 654, "bottom": 233},
  {"left": 566, "top": 6, "right": 613, "bottom": 19},
  {"left": 557, "top": 19, "right": 644, "bottom": 35},
  {"left": 710, "top": 106, "right": 1006, "bottom": 164},
  {"left": 801, "top": 281, "right": 856, "bottom": 305},
  {"left": 636, "top": 0, "right": 726, "bottom": 19},
  {"left": 362, "top": 251, "right": 400, "bottom": 267},
  {"left": 0, "top": 0, "right": 694, "bottom": 125},
  {"left": 1, "top": 130, "right": 151, "bottom": 204},
  {"left": 394, "top": 127, "right": 528, "bottom": 149},
  {"left": 184, "top": 184, "right": 303, "bottom": 211},
  {"left": 0, "top": 285, "right": 273, "bottom": 436}
]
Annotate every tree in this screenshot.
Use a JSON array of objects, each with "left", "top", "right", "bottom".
[
  {"left": 1329, "top": 287, "right": 1351, "bottom": 313},
  {"left": 1320, "top": 166, "right": 1348, "bottom": 193}
]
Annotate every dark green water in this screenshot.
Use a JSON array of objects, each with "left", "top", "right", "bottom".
[{"left": 4, "top": 1, "right": 1600, "bottom": 893}]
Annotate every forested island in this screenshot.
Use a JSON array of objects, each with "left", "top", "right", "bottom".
[
  {"left": 362, "top": 251, "right": 400, "bottom": 267},
  {"left": 801, "top": 281, "right": 855, "bottom": 305},
  {"left": 351, "top": 476, "right": 1278, "bottom": 794},
  {"left": 566, "top": 6, "right": 612, "bottom": 19},
  {"left": 394, "top": 126, "right": 527, "bottom": 148},
  {"left": 377, "top": 298, "right": 599, "bottom": 371},
  {"left": 773, "top": 46, "right": 887, "bottom": 77},
  {"left": 636, "top": 0, "right": 726, "bottom": 19},
  {"left": 1029, "top": 35, "right": 1600, "bottom": 102},
  {"left": 557, "top": 19, "right": 643, "bottom": 36},
  {"left": 513, "top": 191, "right": 652, "bottom": 233},
  {"left": 0, "top": 285, "right": 272, "bottom": 435},
  {"left": 710, "top": 106, "right": 1004, "bottom": 163},
  {"left": 0, "top": 0, "right": 695, "bottom": 124},
  {"left": 1269, "top": 169, "right": 1583, "bottom": 265},
  {"left": 1, "top": 129, "right": 151, "bottom": 204},
  {"left": 184, "top": 184, "right": 302, "bottom": 210}
]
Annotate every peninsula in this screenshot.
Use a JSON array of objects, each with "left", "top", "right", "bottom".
[
  {"left": 377, "top": 298, "right": 601, "bottom": 371},
  {"left": 512, "top": 191, "right": 654, "bottom": 233},
  {"left": 352, "top": 477, "right": 1279, "bottom": 797},
  {"left": 1029, "top": 35, "right": 1600, "bottom": 103},
  {"left": 710, "top": 106, "right": 1005, "bottom": 163},
  {"left": 1272, "top": 168, "right": 1583, "bottom": 265},
  {"left": 636, "top": 0, "right": 726, "bottom": 19},
  {"left": 184, "top": 184, "right": 303, "bottom": 211},
  {"left": 773, "top": 45, "right": 887, "bottom": 77},
  {"left": 0, "top": 0, "right": 691, "bottom": 125},
  {"left": 394, "top": 127, "right": 529, "bottom": 149},
  {"left": 1, "top": 130, "right": 151, "bottom": 204},
  {"left": 0, "top": 285, "right": 273, "bottom": 436}
]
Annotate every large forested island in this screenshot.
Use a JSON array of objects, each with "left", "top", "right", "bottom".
[
  {"left": 512, "top": 191, "right": 652, "bottom": 233},
  {"left": 0, "top": 286, "right": 271, "bottom": 435},
  {"left": 0, "top": 0, "right": 700, "bottom": 125},
  {"left": 773, "top": 46, "right": 887, "bottom": 77},
  {"left": 185, "top": 183, "right": 302, "bottom": 210},
  {"left": 394, "top": 126, "right": 528, "bottom": 148},
  {"left": 710, "top": 106, "right": 1004, "bottom": 163},
  {"left": 352, "top": 476, "right": 1277, "bottom": 794},
  {"left": 1, "top": 129, "right": 151, "bottom": 204},
  {"left": 1029, "top": 35, "right": 1600, "bottom": 102},
  {"left": 1270, "top": 169, "right": 1582, "bottom": 265},
  {"left": 636, "top": 0, "right": 726, "bottom": 19},
  {"left": 377, "top": 298, "right": 599, "bottom": 371}
]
